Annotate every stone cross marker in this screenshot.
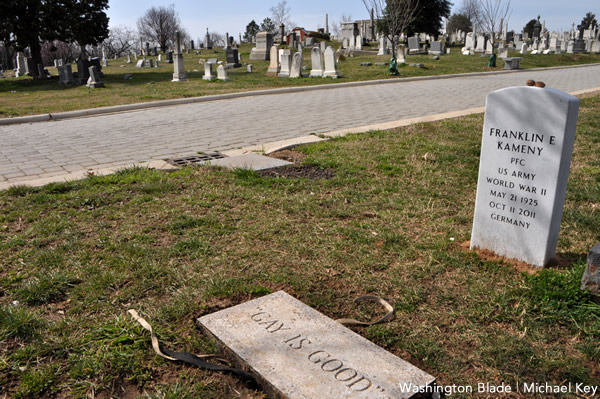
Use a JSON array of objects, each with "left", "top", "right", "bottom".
[
  {"left": 470, "top": 86, "right": 580, "bottom": 267},
  {"left": 197, "top": 291, "right": 436, "bottom": 398}
]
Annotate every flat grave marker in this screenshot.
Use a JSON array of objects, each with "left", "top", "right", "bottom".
[
  {"left": 470, "top": 86, "right": 580, "bottom": 266},
  {"left": 197, "top": 291, "right": 436, "bottom": 399}
]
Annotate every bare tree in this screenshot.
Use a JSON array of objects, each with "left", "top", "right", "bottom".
[
  {"left": 475, "top": 0, "right": 511, "bottom": 51},
  {"left": 136, "top": 4, "right": 185, "bottom": 52},
  {"left": 460, "top": 0, "right": 482, "bottom": 31},
  {"left": 331, "top": 14, "right": 353, "bottom": 37},
  {"left": 104, "top": 25, "right": 137, "bottom": 57},
  {"left": 362, "top": 0, "right": 420, "bottom": 61},
  {"left": 270, "top": 1, "right": 296, "bottom": 31}
]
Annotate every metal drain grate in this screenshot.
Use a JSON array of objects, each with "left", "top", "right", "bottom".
[{"left": 166, "top": 153, "right": 227, "bottom": 167}]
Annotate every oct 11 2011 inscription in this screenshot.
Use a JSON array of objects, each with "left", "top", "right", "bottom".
[{"left": 470, "top": 86, "right": 580, "bottom": 267}]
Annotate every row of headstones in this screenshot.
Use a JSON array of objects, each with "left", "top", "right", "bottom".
[
  {"left": 265, "top": 45, "right": 342, "bottom": 78},
  {"left": 56, "top": 58, "right": 105, "bottom": 86}
]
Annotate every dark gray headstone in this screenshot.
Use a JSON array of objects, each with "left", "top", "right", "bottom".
[
  {"left": 226, "top": 48, "right": 241, "bottom": 67},
  {"left": 76, "top": 58, "right": 91, "bottom": 85}
]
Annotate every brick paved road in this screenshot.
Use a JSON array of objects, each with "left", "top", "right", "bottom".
[{"left": 1, "top": 65, "right": 600, "bottom": 186}]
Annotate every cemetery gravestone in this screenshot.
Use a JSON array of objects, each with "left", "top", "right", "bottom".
[
  {"left": 289, "top": 52, "right": 302, "bottom": 78},
  {"left": 144, "top": 59, "right": 154, "bottom": 68},
  {"left": 135, "top": 60, "right": 144, "bottom": 68},
  {"left": 172, "top": 31, "right": 187, "bottom": 82},
  {"left": 310, "top": 47, "right": 324, "bottom": 77},
  {"left": 86, "top": 66, "right": 104, "bottom": 88},
  {"left": 15, "top": 52, "right": 26, "bottom": 77},
  {"left": 76, "top": 58, "right": 91, "bottom": 85},
  {"left": 581, "top": 243, "right": 600, "bottom": 296},
  {"left": 355, "top": 35, "right": 362, "bottom": 50},
  {"left": 498, "top": 48, "right": 509, "bottom": 58},
  {"left": 250, "top": 32, "right": 273, "bottom": 61},
  {"left": 58, "top": 64, "right": 74, "bottom": 84},
  {"left": 203, "top": 62, "right": 215, "bottom": 80},
  {"left": 278, "top": 49, "right": 292, "bottom": 78},
  {"left": 226, "top": 48, "right": 241, "bottom": 68},
  {"left": 408, "top": 37, "right": 420, "bottom": 54},
  {"left": 197, "top": 291, "right": 436, "bottom": 399},
  {"left": 429, "top": 41, "right": 444, "bottom": 55},
  {"left": 470, "top": 86, "right": 580, "bottom": 267},
  {"left": 266, "top": 46, "right": 280, "bottom": 77},
  {"left": 320, "top": 41, "right": 328, "bottom": 53},
  {"left": 216, "top": 65, "right": 229, "bottom": 81},
  {"left": 323, "top": 46, "right": 342, "bottom": 78}
]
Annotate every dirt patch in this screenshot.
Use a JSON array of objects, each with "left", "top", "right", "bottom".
[
  {"left": 268, "top": 149, "right": 307, "bottom": 163},
  {"left": 460, "top": 241, "right": 578, "bottom": 274},
  {"left": 259, "top": 165, "right": 335, "bottom": 180}
]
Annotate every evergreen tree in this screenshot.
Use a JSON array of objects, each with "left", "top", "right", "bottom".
[
  {"left": 448, "top": 13, "right": 473, "bottom": 33},
  {"left": 260, "top": 18, "right": 277, "bottom": 34},
  {"left": 0, "top": 0, "right": 109, "bottom": 79},
  {"left": 523, "top": 18, "right": 536, "bottom": 38},
  {"left": 243, "top": 20, "right": 260, "bottom": 42},
  {"left": 407, "top": 0, "right": 452, "bottom": 38},
  {"left": 580, "top": 12, "right": 597, "bottom": 30}
]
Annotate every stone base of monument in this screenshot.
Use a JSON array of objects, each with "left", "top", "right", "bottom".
[{"left": 197, "top": 291, "right": 436, "bottom": 399}]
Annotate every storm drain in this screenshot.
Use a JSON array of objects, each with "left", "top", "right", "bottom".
[{"left": 166, "top": 153, "right": 227, "bottom": 167}]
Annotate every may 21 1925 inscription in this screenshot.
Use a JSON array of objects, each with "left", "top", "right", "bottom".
[
  {"left": 197, "top": 291, "right": 436, "bottom": 398},
  {"left": 470, "top": 86, "right": 580, "bottom": 266}
]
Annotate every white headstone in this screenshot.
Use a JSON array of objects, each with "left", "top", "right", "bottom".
[
  {"left": 266, "top": 46, "right": 280, "bottom": 76},
  {"left": 310, "top": 47, "right": 324, "bottom": 77},
  {"left": 397, "top": 46, "right": 406, "bottom": 64},
  {"left": 136, "top": 59, "right": 144, "bottom": 68},
  {"left": 377, "top": 36, "right": 388, "bottom": 55},
  {"left": 278, "top": 49, "right": 292, "bottom": 77},
  {"left": 470, "top": 86, "right": 580, "bottom": 267},
  {"left": 172, "top": 31, "right": 187, "bottom": 82},
  {"left": 520, "top": 43, "right": 528, "bottom": 54},
  {"left": 289, "top": 52, "right": 302, "bottom": 78},
  {"left": 203, "top": 62, "right": 215, "bottom": 80},
  {"left": 216, "top": 64, "right": 229, "bottom": 81},
  {"left": 15, "top": 52, "right": 26, "bottom": 77},
  {"left": 355, "top": 35, "right": 362, "bottom": 50},
  {"left": 323, "top": 46, "right": 342, "bottom": 78}
]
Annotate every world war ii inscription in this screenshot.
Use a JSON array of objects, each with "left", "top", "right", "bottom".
[
  {"left": 470, "top": 86, "right": 580, "bottom": 267},
  {"left": 197, "top": 291, "right": 436, "bottom": 399}
]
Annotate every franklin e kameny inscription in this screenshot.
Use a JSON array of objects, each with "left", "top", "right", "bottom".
[
  {"left": 197, "top": 291, "right": 436, "bottom": 398},
  {"left": 470, "top": 85, "right": 580, "bottom": 267}
]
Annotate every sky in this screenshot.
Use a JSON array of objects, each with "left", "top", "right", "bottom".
[{"left": 106, "top": 0, "right": 599, "bottom": 43}]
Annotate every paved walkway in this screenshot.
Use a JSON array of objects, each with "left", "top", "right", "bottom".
[{"left": 1, "top": 64, "right": 600, "bottom": 188}]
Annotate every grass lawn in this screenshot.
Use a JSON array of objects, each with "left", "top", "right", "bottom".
[
  {"left": 0, "top": 93, "right": 599, "bottom": 398},
  {"left": 1, "top": 42, "right": 599, "bottom": 118}
]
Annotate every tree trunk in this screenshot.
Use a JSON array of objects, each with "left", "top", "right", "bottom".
[
  {"left": 390, "top": 36, "right": 397, "bottom": 59},
  {"left": 29, "top": 41, "right": 43, "bottom": 80}
]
